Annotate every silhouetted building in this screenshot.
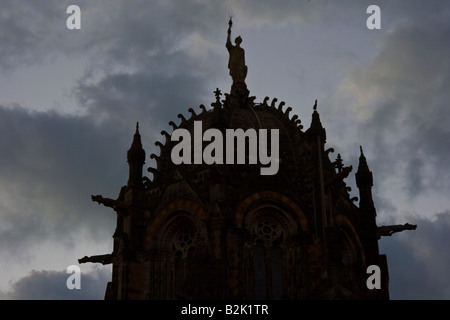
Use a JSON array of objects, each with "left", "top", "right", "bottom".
[{"left": 80, "top": 19, "right": 415, "bottom": 300}]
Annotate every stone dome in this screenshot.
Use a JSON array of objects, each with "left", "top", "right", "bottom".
[{"left": 147, "top": 90, "right": 315, "bottom": 195}]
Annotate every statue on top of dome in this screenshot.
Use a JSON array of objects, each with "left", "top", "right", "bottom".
[{"left": 226, "top": 16, "right": 248, "bottom": 87}]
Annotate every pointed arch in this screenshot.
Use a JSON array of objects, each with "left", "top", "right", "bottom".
[
  {"left": 334, "top": 214, "right": 366, "bottom": 266},
  {"left": 235, "top": 191, "right": 309, "bottom": 232},
  {"left": 146, "top": 199, "right": 205, "bottom": 247},
  {"left": 144, "top": 200, "right": 205, "bottom": 299}
]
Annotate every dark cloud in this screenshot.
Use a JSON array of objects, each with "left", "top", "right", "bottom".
[
  {"left": 0, "top": 0, "right": 79, "bottom": 71},
  {"left": 370, "top": 21, "right": 450, "bottom": 198},
  {"left": 0, "top": 0, "right": 232, "bottom": 72},
  {"left": 332, "top": 6, "right": 450, "bottom": 201},
  {"left": 0, "top": 266, "right": 110, "bottom": 299},
  {"left": 0, "top": 105, "right": 127, "bottom": 259},
  {"left": 380, "top": 211, "right": 450, "bottom": 299},
  {"left": 76, "top": 70, "right": 212, "bottom": 132}
]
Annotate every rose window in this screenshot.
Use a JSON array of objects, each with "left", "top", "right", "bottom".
[
  {"left": 254, "top": 219, "right": 282, "bottom": 243},
  {"left": 173, "top": 229, "right": 196, "bottom": 253}
]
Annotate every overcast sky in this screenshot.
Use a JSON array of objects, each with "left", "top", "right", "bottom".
[{"left": 0, "top": 0, "right": 449, "bottom": 300}]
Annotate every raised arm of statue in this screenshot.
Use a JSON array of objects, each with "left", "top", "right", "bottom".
[{"left": 226, "top": 17, "right": 233, "bottom": 49}]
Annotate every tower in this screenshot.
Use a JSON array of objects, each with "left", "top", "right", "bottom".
[{"left": 79, "top": 19, "right": 416, "bottom": 300}]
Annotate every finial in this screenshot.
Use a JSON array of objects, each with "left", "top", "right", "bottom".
[
  {"left": 313, "top": 99, "right": 318, "bottom": 110},
  {"left": 212, "top": 88, "right": 223, "bottom": 109},
  {"left": 359, "top": 145, "right": 367, "bottom": 163},
  {"left": 136, "top": 122, "right": 139, "bottom": 132},
  {"left": 214, "top": 88, "right": 222, "bottom": 100},
  {"left": 335, "top": 153, "right": 344, "bottom": 173},
  {"left": 228, "top": 12, "right": 234, "bottom": 25}
]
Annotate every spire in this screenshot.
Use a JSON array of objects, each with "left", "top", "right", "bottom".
[
  {"left": 127, "top": 122, "right": 146, "bottom": 188},
  {"left": 356, "top": 146, "right": 373, "bottom": 188},
  {"left": 359, "top": 145, "right": 366, "bottom": 163}
]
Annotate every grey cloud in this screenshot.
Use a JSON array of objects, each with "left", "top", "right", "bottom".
[
  {"left": 0, "top": 105, "right": 128, "bottom": 258},
  {"left": 64, "top": 1, "right": 236, "bottom": 133},
  {"left": 2, "top": 0, "right": 448, "bottom": 73},
  {"left": 0, "top": 1, "right": 230, "bottom": 72},
  {"left": 334, "top": 12, "right": 450, "bottom": 199},
  {"left": 0, "top": 1, "right": 78, "bottom": 70},
  {"left": 76, "top": 70, "right": 211, "bottom": 131},
  {"left": 380, "top": 211, "right": 450, "bottom": 299},
  {"left": 0, "top": 266, "right": 109, "bottom": 299}
]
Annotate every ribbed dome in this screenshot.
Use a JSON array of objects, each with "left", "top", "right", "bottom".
[{"left": 147, "top": 91, "right": 309, "bottom": 189}]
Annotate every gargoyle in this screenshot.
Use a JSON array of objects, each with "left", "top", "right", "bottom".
[
  {"left": 78, "top": 254, "right": 113, "bottom": 265},
  {"left": 377, "top": 223, "right": 417, "bottom": 239},
  {"left": 91, "top": 195, "right": 128, "bottom": 210}
]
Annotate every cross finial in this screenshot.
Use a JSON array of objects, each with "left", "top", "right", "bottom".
[
  {"left": 214, "top": 88, "right": 222, "bottom": 100},
  {"left": 212, "top": 88, "right": 223, "bottom": 109}
]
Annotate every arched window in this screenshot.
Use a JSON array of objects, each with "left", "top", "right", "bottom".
[
  {"left": 240, "top": 196, "right": 305, "bottom": 299},
  {"left": 158, "top": 213, "right": 198, "bottom": 299},
  {"left": 172, "top": 227, "right": 197, "bottom": 295},
  {"left": 250, "top": 213, "right": 285, "bottom": 300}
]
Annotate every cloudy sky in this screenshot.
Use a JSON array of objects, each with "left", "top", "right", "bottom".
[{"left": 0, "top": 0, "right": 448, "bottom": 300}]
